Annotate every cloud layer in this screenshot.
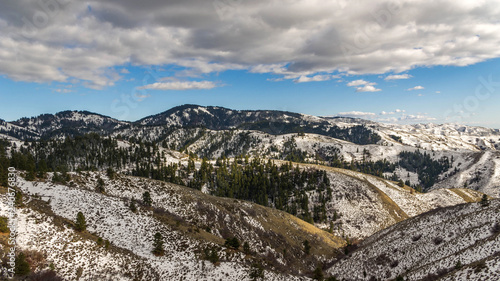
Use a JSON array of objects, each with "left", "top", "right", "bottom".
[
  {"left": 1, "top": 0, "right": 500, "bottom": 88},
  {"left": 138, "top": 81, "right": 218, "bottom": 90}
]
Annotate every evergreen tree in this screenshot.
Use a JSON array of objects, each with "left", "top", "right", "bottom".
[
  {"left": 224, "top": 237, "right": 240, "bottom": 249},
  {"left": 143, "top": 191, "right": 152, "bottom": 207},
  {"left": 15, "top": 252, "right": 31, "bottom": 276},
  {"left": 313, "top": 265, "right": 324, "bottom": 280},
  {"left": 303, "top": 240, "right": 311, "bottom": 255},
  {"left": 96, "top": 177, "right": 105, "bottom": 193},
  {"left": 243, "top": 241, "right": 250, "bottom": 254},
  {"left": 129, "top": 200, "right": 137, "bottom": 212},
  {"left": 480, "top": 194, "right": 489, "bottom": 207},
  {"left": 152, "top": 232, "right": 165, "bottom": 256},
  {"left": 75, "top": 212, "right": 87, "bottom": 232},
  {"left": 203, "top": 247, "right": 219, "bottom": 264},
  {"left": 106, "top": 167, "right": 116, "bottom": 179},
  {"left": 249, "top": 262, "right": 265, "bottom": 281}
]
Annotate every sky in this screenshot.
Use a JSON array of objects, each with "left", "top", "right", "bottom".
[{"left": 0, "top": 0, "right": 500, "bottom": 128}]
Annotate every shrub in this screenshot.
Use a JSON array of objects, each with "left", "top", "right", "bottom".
[
  {"left": 243, "top": 241, "right": 251, "bottom": 254},
  {"left": 129, "top": 200, "right": 137, "bottom": 212},
  {"left": 203, "top": 247, "right": 219, "bottom": 264},
  {"left": 28, "top": 270, "right": 63, "bottom": 281},
  {"left": 433, "top": 237, "right": 443, "bottom": 245},
  {"left": 412, "top": 234, "right": 422, "bottom": 242},
  {"left": 224, "top": 237, "right": 240, "bottom": 250},
  {"left": 15, "top": 252, "right": 31, "bottom": 276},
  {"left": 492, "top": 222, "right": 500, "bottom": 234},
  {"left": 0, "top": 216, "right": 9, "bottom": 233},
  {"left": 313, "top": 265, "right": 324, "bottom": 280},
  {"left": 249, "top": 262, "right": 264, "bottom": 281}
]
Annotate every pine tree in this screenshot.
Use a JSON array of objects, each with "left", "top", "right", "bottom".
[
  {"left": 313, "top": 265, "right": 324, "bottom": 280},
  {"left": 224, "top": 237, "right": 240, "bottom": 249},
  {"left": 243, "top": 241, "right": 250, "bottom": 254},
  {"left": 143, "top": 191, "right": 152, "bottom": 207},
  {"left": 303, "top": 240, "right": 311, "bottom": 255},
  {"left": 152, "top": 232, "right": 165, "bottom": 256},
  {"left": 249, "top": 262, "right": 265, "bottom": 281},
  {"left": 96, "top": 177, "right": 105, "bottom": 193},
  {"left": 480, "top": 194, "right": 489, "bottom": 207},
  {"left": 15, "top": 252, "right": 31, "bottom": 276},
  {"left": 75, "top": 212, "right": 87, "bottom": 232},
  {"left": 129, "top": 200, "right": 137, "bottom": 212},
  {"left": 106, "top": 167, "right": 116, "bottom": 179}
]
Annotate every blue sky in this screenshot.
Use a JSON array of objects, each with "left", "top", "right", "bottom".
[{"left": 1, "top": 1, "right": 500, "bottom": 128}]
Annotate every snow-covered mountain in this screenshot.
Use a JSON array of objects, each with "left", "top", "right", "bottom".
[
  {"left": 1, "top": 105, "right": 499, "bottom": 280},
  {"left": 8, "top": 110, "right": 128, "bottom": 139},
  {"left": 1, "top": 105, "right": 500, "bottom": 198},
  {"left": 1, "top": 169, "right": 489, "bottom": 280},
  {"left": 4, "top": 172, "right": 343, "bottom": 280},
  {"left": 327, "top": 198, "right": 500, "bottom": 281}
]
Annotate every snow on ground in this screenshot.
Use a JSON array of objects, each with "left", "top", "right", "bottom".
[
  {"left": 327, "top": 199, "right": 500, "bottom": 281},
  {"left": 14, "top": 176, "right": 310, "bottom": 281}
]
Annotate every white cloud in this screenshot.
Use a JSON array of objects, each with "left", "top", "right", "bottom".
[
  {"left": 1, "top": 1, "right": 500, "bottom": 88},
  {"left": 120, "top": 68, "right": 130, "bottom": 74},
  {"left": 138, "top": 81, "right": 218, "bottom": 90},
  {"left": 346, "top": 79, "right": 381, "bottom": 92},
  {"left": 337, "top": 111, "right": 376, "bottom": 117},
  {"left": 395, "top": 109, "right": 405, "bottom": 113},
  {"left": 347, "top": 79, "right": 370, "bottom": 87},
  {"left": 385, "top": 74, "right": 412, "bottom": 80},
  {"left": 53, "top": 89, "right": 74, "bottom": 94},
  {"left": 356, "top": 85, "right": 381, "bottom": 92},
  {"left": 436, "top": 91, "right": 441, "bottom": 93},
  {"left": 294, "top": 74, "right": 337, "bottom": 83},
  {"left": 399, "top": 114, "right": 436, "bottom": 121},
  {"left": 407, "top": 86, "right": 425, "bottom": 91}
]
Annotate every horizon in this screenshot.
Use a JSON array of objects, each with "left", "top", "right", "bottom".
[{"left": 1, "top": 1, "right": 500, "bottom": 128}]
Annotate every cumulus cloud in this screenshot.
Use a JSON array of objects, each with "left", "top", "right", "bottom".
[
  {"left": 294, "top": 74, "right": 338, "bottom": 83},
  {"left": 1, "top": 0, "right": 500, "bottom": 88},
  {"left": 337, "top": 111, "right": 376, "bottom": 117},
  {"left": 138, "top": 81, "right": 218, "bottom": 90},
  {"left": 347, "top": 80, "right": 381, "bottom": 92},
  {"left": 399, "top": 114, "right": 436, "bottom": 121},
  {"left": 335, "top": 108, "right": 436, "bottom": 123},
  {"left": 385, "top": 74, "right": 412, "bottom": 80},
  {"left": 407, "top": 86, "right": 425, "bottom": 91}
]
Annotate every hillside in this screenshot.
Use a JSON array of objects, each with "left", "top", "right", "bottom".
[
  {"left": 326, "top": 199, "right": 500, "bottom": 281},
  {"left": 1, "top": 105, "right": 500, "bottom": 198},
  {"left": 1, "top": 171, "right": 345, "bottom": 280},
  {"left": 278, "top": 162, "right": 484, "bottom": 239}
]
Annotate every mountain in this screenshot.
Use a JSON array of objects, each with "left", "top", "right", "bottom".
[
  {"left": 4, "top": 171, "right": 343, "bottom": 280},
  {"left": 1, "top": 104, "right": 499, "bottom": 198},
  {"left": 327, "top": 198, "right": 500, "bottom": 281},
  {"left": 1, "top": 105, "right": 499, "bottom": 280},
  {"left": 9, "top": 110, "right": 128, "bottom": 139}
]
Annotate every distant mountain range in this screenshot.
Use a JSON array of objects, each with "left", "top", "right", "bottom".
[{"left": 1, "top": 105, "right": 500, "bottom": 197}]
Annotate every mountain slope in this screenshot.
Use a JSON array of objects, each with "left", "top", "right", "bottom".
[
  {"left": 10, "top": 111, "right": 128, "bottom": 139},
  {"left": 8, "top": 172, "right": 345, "bottom": 280},
  {"left": 285, "top": 162, "right": 484, "bottom": 239},
  {"left": 326, "top": 199, "right": 500, "bottom": 281}
]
